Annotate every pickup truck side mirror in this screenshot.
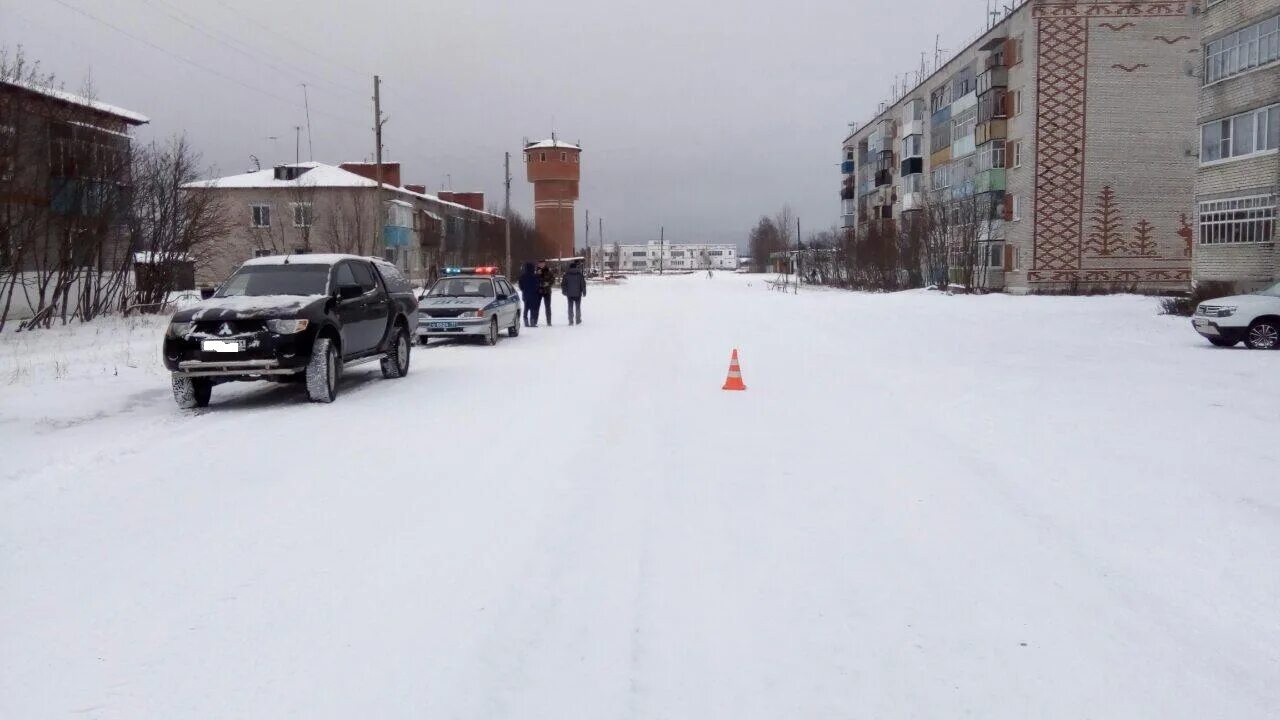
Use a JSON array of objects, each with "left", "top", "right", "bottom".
[{"left": 336, "top": 284, "right": 364, "bottom": 300}]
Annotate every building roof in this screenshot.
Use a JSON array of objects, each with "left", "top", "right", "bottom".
[
  {"left": 1, "top": 78, "right": 150, "bottom": 125},
  {"left": 525, "top": 138, "right": 581, "bottom": 151},
  {"left": 183, "top": 162, "right": 506, "bottom": 220}
]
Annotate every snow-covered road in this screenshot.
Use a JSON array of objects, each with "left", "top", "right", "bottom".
[{"left": 3, "top": 275, "right": 1279, "bottom": 718}]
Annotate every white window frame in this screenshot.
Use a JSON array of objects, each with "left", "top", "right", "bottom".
[
  {"left": 1197, "top": 194, "right": 1276, "bottom": 245},
  {"left": 250, "top": 203, "right": 271, "bottom": 228},
  {"left": 1012, "top": 195, "right": 1022, "bottom": 222},
  {"left": 1204, "top": 14, "right": 1280, "bottom": 85},
  {"left": 1200, "top": 103, "right": 1279, "bottom": 165},
  {"left": 1010, "top": 140, "right": 1023, "bottom": 169},
  {"left": 978, "top": 139, "right": 1006, "bottom": 172},
  {"left": 291, "top": 202, "right": 313, "bottom": 228}
]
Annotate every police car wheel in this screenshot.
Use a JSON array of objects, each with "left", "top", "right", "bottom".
[
  {"left": 508, "top": 317, "right": 520, "bottom": 337},
  {"left": 484, "top": 317, "right": 498, "bottom": 346}
]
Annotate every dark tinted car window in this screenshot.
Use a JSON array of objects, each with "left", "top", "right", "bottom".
[
  {"left": 217, "top": 265, "right": 330, "bottom": 297},
  {"left": 349, "top": 261, "right": 377, "bottom": 292},
  {"left": 332, "top": 262, "right": 358, "bottom": 288},
  {"left": 374, "top": 262, "right": 411, "bottom": 293}
]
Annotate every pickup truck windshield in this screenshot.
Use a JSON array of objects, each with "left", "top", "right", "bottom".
[
  {"left": 217, "top": 265, "right": 330, "bottom": 297},
  {"left": 426, "top": 278, "right": 495, "bottom": 298}
]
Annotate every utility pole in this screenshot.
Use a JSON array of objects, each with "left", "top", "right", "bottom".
[
  {"left": 599, "top": 217, "right": 604, "bottom": 276},
  {"left": 585, "top": 209, "right": 590, "bottom": 270},
  {"left": 796, "top": 216, "right": 802, "bottom": 294},
  {"left": 659, "top": 226, "right": 665, "bottom": 275},
  {"left": 301, "top": 83, "right": 314, "bottom": 161},
  {"left": 504, "top": 151, "right": 512, "bottom": 279},
  {"left": 373, "top": 75, "right": 386, "bottom": 252},
  {"left": 294, "top": 126, "right": 301, "bottom": 164}
]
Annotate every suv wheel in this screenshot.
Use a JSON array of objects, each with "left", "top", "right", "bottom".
[
  {"left": 172, "top": 374, "right": 212, "bottom": 409},
  {"left": 306, "top": 337, "right": 339, "bottom": 402},
  {"left": 1245, "top": 319, "right": 1280, "bottom": 350},
  {"left": 381, "top": 326, "right": 411, "bottom": 379},
  {"left": 484, "top": 317, "right": 499, "bottom": 346}
]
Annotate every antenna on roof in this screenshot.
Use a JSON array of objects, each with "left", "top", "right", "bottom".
[{"left": 249, "top": 154, "right": 261, "bottom": 172}]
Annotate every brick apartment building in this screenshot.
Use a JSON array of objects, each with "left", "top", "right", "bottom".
[
  {"left": 1194, "top": 0, "right": 1279, "bottom": 290},
  {"left": 841, "top": 0, "right": 1201, "bottom": 293},
  {"left": 0, "top": 78, "right": 150, "bottom": 321},
  {"left": 182, "top": 162, "right": 506, "bottom": 286}
]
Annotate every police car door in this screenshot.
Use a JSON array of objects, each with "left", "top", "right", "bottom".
[{"left": 498, "top": 280, "right": 518, "bottom": 325}]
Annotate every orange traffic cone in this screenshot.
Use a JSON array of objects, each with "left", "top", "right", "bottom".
[{"left": 722, "top": 349, "right": 747, "bottom": 391}]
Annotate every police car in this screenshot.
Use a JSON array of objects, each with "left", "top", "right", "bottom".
[{"left": 416, "top": 267, "right": 521, "bottom": 346}]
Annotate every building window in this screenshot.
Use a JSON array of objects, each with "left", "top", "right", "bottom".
[
  {"left": 1010, "top": 140, "right": 1023, "bottom": 168},
  {"left": 250, "top": 204, "right": 271, "bottom": 228},
  {"left": 978, "top": 139, "right": 1006, "bottom": 172},
  {"left": 1198, "top": 194, "right": 1276, "bottom": 244},
  {"left": 293, "top": 247, "right": 310, "bottom": 255},
  {"left": 560, "top": 152, "right": 567, "bottom": 161},
  {"left": 540, "top": 152, "right": 546, "bottom": 162},
  {"left": 902, "top": 134, "right": 923, "bottom": 158},
  {"left": 930, "top": 163, "right": 951, "bottom": 191},
  {"left": 1010, "top": 90, "right": 1022, "bottom": 116},
  {"left": 1012, "top": 195, "right": 1022, "bottom": 221},
  {"left": 384, "top": 248, "right": 396, "bottom": 262},
  {"left": 1200, "top": 104, "right": 1279, "bottom": 163},
  {"left": 291, "top": 202, "right": 313, "bottom": 227},
  {"left": 0, "top": 124, "right": 13, "bottom": 181},
  {"left": 987, "top": 242, "right": 1004, "bottom": 268},
  {"left": 1205, "top": 15, "right": 1280, "bottom": 84}
]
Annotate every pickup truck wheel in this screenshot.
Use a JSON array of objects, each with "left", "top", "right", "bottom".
[
  {"left": 1208, "top": 337, "right": 1237, "bottom": 347},
  {"left": 1245, "top": 319, "right": 1280, "bottom": 350},
  {"left": 172, "top": 374, "right": 212, "bottom": 409},
  {"left": 381, "top": 326, "right": 411, "bottom": 378},
  {"left": 306, "top": 337, "right": 338, "bottom": 402},
  {"left": 484, "top": 317, "right": 499, "bottom": 346}
]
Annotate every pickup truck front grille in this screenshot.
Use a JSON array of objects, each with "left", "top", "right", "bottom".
[{"left": 194, "top": 320, "right": 266, "bottom": 335}]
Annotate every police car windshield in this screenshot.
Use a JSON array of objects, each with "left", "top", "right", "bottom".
[
  {"left": 217, "top": 265, "right": 329, "bottom": 297},
  {"left": 427, "top": 278, "right": 495, "bottom": 298}
]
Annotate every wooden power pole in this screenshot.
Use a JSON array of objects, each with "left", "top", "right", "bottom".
[
  {"left": 504, "top": 151, "right": 512, "bottom": 277},
  {"left": 659, "top": 226, "right": 665, "bottom": 275},
  {"left": 373, "top": 75, "right": 386, "bottom": 252}
]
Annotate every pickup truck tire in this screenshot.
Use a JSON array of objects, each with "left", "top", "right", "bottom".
[
  {"left": 306, "top": 337, "right": 338, "bottom": 402},
  {"left": 483, "top": 317, "right": 499, "bottom": 346},
  {"left": 172, "top": 374, "right": 212, "bottom": 409},
  {"left": 381, "top": 326, "right": 411, "bottom": 379},
  {"left": 1208, "top": 337, "right": 1238, "bottom": 347},
  {"left": 1245, "top": 319, "right": 1280, "bottom": 350}
]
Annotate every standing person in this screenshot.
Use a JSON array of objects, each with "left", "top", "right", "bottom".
[
  {"left": 537, "top": 262, "right": 555, "bottom": 326},
  {"left": 561, "top": 261, "right": 587, "bottom": 325},
  {"left": 518, "top": 262, "right": 540, "bottom": 327}
]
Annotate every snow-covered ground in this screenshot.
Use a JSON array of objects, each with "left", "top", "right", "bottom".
[{"left": 2, "top": 275, "right": 1278, "bottom": 718}]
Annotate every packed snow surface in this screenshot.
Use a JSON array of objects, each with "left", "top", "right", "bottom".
[{"left": 2, "top": 275, "right": 1278, "bottom": 718}]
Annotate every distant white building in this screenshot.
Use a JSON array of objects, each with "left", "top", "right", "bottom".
[{"left": 603, "top": 241, "right": 738, "bottom": 272}]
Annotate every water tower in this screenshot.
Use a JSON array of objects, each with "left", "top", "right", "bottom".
[{"left": 524, "top": 137, "right": 581, "bottom": 259}]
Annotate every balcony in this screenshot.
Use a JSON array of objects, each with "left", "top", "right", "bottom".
[
  {"left": 841, "top": 213, "right": 857, "bottom": 229},
  {"left": 930, "top": 146, "right": 952, "bottom": 167},
  {"left": 976, "top": 67, "right": 1008, "bottom": 95},
  {"left": 383, "top": 225, "right": 412, "bottom": 247},
  {"left": 875, "top": 169, "right": 893, "bottom": 188},
  {"left": 975, "top": 168, "right": 1006, "bottom": 194},
  {"left": 840, "top": 185, "right": 855, "bottom": 200},
  {"left": 841, "top": 160, "right": 856, "bottom": 174},
  {"left": 976, "top": 120, "right": 1008, "bottom": 146},
  {"left": 900, "top": 157, "right": 924, "bottom": 176},
  {"left": 951, "top": 91, "right": 977, "bottom": 114},
  {"left": 901, "top": 192, "right": 925, "bottom": 212}
]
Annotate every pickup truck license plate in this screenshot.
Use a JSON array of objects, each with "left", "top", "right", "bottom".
[{"left": 202, "top": 339, "right": 244, "bottom": 353}]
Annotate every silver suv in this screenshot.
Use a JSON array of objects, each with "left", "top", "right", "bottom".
[{"left": 1193, "top": 281, "right": 1280, "bottom": 349}]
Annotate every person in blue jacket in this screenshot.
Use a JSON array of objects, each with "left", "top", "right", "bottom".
[{"left": 518, "top": 262, "right": 541, "bottom": 327}]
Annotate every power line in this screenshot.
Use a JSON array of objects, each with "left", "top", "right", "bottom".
[
  {"left": 206, "top": 0, "right": 370, "bottom": 82},
  {"left": 136, "top": 0, "right": 366, "bottom": 99},
  {"left": 47, "top": 0, "right": 368, "bottom": 129}
]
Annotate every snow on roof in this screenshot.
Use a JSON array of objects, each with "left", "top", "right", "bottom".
[
  {"left": 1, "top": 78, "right": 149, "bottom": 125},
  {"left": 184, "top": 162, "right": 507, "bottom": 221},
  {"left": 525, "top": 138, "right": 581, "bottom": 151},
  {"left": 133, "top": 251, "right": 192, "bottom": 264},
  {"left": 242, "top": 253, "right": 362, "bottom": 267}
]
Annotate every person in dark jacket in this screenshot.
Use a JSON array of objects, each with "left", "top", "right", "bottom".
[
  {"left": 517, "top": 262, "right": 541, "bottom": 327},
  {"left": 537, "top": 263, "right": 555, "bottom": 326},
  {"left": 561, "top": 261, "right": 587, "bottom": 325}
]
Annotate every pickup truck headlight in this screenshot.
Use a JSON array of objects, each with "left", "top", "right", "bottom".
[
  {"left": 266, "top": 319, "right": 310, "bottom": 334},
  {"left": 168, "top": 321, "right": 194, "bottom": 338}
]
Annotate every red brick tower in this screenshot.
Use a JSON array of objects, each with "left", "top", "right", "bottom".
[{"left": 524, "top": 138, "right": 581, "bottom": 259}]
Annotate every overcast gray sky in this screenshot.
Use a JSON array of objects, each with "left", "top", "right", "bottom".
[{"left": 4, "top": 0, "right": 990, "bottom": 248}]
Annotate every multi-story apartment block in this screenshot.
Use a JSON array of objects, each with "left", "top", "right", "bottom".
[
  {"left": 183, "top": 162, "right": 506, "bottom": 286},
  {"left": 841, "top": 0, "right": 1201, "bottom": 294},
  {"left": 1194, "top": 0, "right": 1279, "bottom": 290},
  {"left": 603, "top": 242, "right": 738, "bottom": 272}
]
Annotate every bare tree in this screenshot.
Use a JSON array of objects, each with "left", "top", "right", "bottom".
[
  {"left": 129, "top": 135, "right": 231, "bottom": 310},
  {"left": 323, "top": 192, "right": 375, "bottom": 257}
]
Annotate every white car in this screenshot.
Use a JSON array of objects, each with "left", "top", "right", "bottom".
[
  {"left": 1192, "top": 281, "right": 1280, "bottom": 349},
  {"left": 416, "top": 268, "right": 522, "bottom": 346}
]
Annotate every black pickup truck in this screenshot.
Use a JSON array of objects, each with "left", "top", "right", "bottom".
[{"left": 162, "top": 254, "right": 419, "bottom": 408}]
